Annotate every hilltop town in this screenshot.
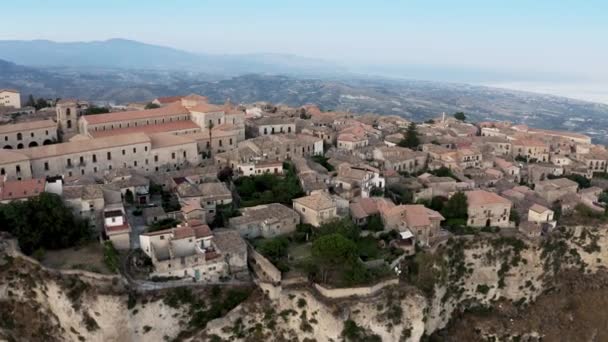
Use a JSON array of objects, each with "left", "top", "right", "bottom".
[{"left": 2, "top": 88, "right": 608, "bottom": 341}]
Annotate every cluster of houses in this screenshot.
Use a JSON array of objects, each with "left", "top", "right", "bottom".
[{"left": 1, "top": 89, "right": 606, "bottom": 281}]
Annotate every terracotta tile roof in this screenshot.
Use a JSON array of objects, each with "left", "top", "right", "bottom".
[
  {"left": 82, "top": 103, "right": 188, "bottom": 125},
  {"left": 529, "top": 203, "right": 550, "bottom": 214},
  {"left": 0, "top": 89, "right": 19, "bottom": 93},
  {"left": 349, "top": 197, "right": 394, "bottom": 219},
  {"left": 180, "top": 197, "right": 202, "bottom": 213},
  {"left": 465, "top": 190, "right": 511, "bottom": 206},
  {"left": 189, "top": 103, "right": 224, "bottom": 113},
  {"left": 173, "top": 226, "right": 195, "bottom": 240},
  {"left": 89, "top": 120, "right": 200, "bottom": 138},
  {"left": 192, "top": 223, "right": 212, "bottom": 239},
  {"left": 384, "top": 204, "right": 443, "bottom": 229},
  {"left": 23, "top": 132, "right": 151, "bottom": 159},
  {"left": 0, "top": 119, "right": 56, "bottom": 134},
  {"left": 0, "top": 150, "right": 30, "bottom": 164},
  {"left": 149, "top": 132, "right": 196, "bottom": 148},
  {"left": 512, "top": 139, "right": 547, "bottom": 148},
  {"left": 293, "top": 193, "right": 336, "bottom": 211},
  {"left": 155, "top": 96, "right": 183, "bottom": 104},
  {"left": 0, "top": 178, "right": 45, "bottom": 201},
  {"left": 338, "top": 133, "right": 366, "bottom": 143},
  {"left": 56, "top": 99, "right": 78, "bottom": 105}
]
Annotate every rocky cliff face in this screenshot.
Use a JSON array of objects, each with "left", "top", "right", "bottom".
[
  {"left": 2, "top": 226, "right": 606, "bottom": 342},
  {"left": 200, "top": 226, "right": 608, "bottom": 341},
  {"left": 0, "top": 255, "right": 185, "bottom": 342}
]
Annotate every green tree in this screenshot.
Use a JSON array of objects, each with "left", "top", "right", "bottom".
[
  {"left": 25, "top": 94, "right": 36, "bottom": 107},
  {"left": 441, "top": 191, "right": 468, "bottom": 222},
  {"left": 0, "top": 193, "right": 92, "bottom": 255},
  {"left": 429, "top": 196, "right": 448, "bottom": 212},
  {"left": 398, "top": 122, "right": 420, "bottom": 149},
  {"left": 124, "top": 189, "right": 134, "bottom": 205},
  {"left": 552, "top": 200, "right": 562, "bottom": 221},
  {"left": 312, "top": 233, "right": 358, "bottom": 283},
  {"left": 429, "top": 166, "right": 456, "bottom": 178},
  {"left": 145, "top": 102, "right": 161, "bottom": 109},
  {"left": 86, "top": 106, "right": 110, "bottom": 115},
  {"left": 317, "top": 218, "right": 361, "bottom": 241},
  {"left": 257, "top": 237, "right": 289, "bottom": 263},
  {"left": 217, "top": 166, "right": 234, "bottom": 182},
  {"left": 510, "top": 208, "right": 521, "bottom": 227},
  {"left": 365, "top": 215, "right": 384, "bottom": 232},
  {"left": 599, "top": 191, "right": 608, "bottom": 204},
  {"left": 454, "top": 112, "right": 466, "bottom": 121}
]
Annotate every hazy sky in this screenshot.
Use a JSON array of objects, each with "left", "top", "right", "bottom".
[{"left": 1, "top": 0, "right": 607, "bottom": 82}]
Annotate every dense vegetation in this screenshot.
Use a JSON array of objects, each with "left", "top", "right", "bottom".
[
  {"left": 440, "top": 191, "right": 468, "bottom": 228},
  {"left": 235, "top": 162, "right": 304, "bottom": 207},
  {"left": 307, "top": 218, "right": 399, "bottom": 286},
  {"left": 0, "top": 193, "right": 92, "bottom": 255}
]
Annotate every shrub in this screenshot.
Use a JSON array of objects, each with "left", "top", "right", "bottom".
[
  {"left": 476, "top": 284, "right": 490, "bottom": 294},
  {"left": 103, "top": 241, "right": 120, "bottom": 273}
]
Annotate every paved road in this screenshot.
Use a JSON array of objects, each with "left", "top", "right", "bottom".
[{"left": 125, "top": 206, "right": 147, "bottom": 250}]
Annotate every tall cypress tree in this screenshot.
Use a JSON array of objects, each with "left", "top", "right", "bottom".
[{"left": 398, "top": 122, "right": 420, "bottom": 148}]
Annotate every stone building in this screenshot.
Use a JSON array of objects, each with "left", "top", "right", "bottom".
[
  {"left": 528, "top": 204, "right": 554, "bottom": 223},
  {"left": 246, "top": 116, "right": 296, "bottom": 137},
  {"left": 0, "top": 89, "right": 21, "bottom": 108},
  {"left": 229, "top": 203, "right": 300, "bottom": 238},
  {"left": 465, "top": 190, "right": 512, "bottom": 228},
  {"left": 0, "top": 119, "right": 57, "bottom": 149},
  {"left": 292, "top": 192, "right": 338, "bottom": 227},
  {"left": 56, "top": 99, "right": 89, "bottom": 138},
  {"left": 373, "top": 146, "right": 428, "bottom": 174},
  {"left": 381, "top": 204, "right": 444, "bottom": 247},
  {"left": 139, "top": 222, "right": 247, "bottom": 280},
  {"left": 534, "top": 178, "right": 579, "bottom": 203},
  {"left": 0, "top": 132, "right": 199, "bottom": 180}
]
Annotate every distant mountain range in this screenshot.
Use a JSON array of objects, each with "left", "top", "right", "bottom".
[
  {"left": 0, "top": 38, "right": 345, "bottom": 77},
  {"left": 2, "top": 38, "right": 608, "bottom": 144}
]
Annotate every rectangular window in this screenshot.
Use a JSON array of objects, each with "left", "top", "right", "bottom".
[
  {"left": 122, "top": 149, "right": 126, "bottom": 155},
  {"left": 133, "top": 148, "right": 136, "bottom": 153},
  {"left": 107, "top": 152, "right": 112, "bottom": 160},
  {"left": 154, "top": 155, "right": 158, "bottom": 162},
  {"left": 80, "top": 156, "right": 84, "bottom": 164},
  {"left": 171, "top": 152, "right": 175, "bottom": 159},
  {"left": 44, "top": 162, "right": 49, "bottom": 171},
  {"left": 183, "top": 151, "right": 186, "bottom": 158},
  {"left": 92, "top": 154, "right": 97, "bottom": 163},
  {"left": 67, "top": 158, "right": 72, "bottom": 167}
]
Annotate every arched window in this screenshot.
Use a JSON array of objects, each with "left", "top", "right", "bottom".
[{"left": 16, "top": 133, "right": 22, "bottom": 140}]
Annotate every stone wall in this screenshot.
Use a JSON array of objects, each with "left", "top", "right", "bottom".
[{"left": 247, "top": 244, "right": 282, "bottom": 284}]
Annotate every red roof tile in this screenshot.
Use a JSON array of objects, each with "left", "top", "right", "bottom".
[
  {"left": 89, "top": 120, "right": 200, "bottom": 138},
  {"left": 0, "top": 178, "right": 45, "bottom": 201},
  {"left": 82, "top": 103, "right": 188, "bottom": 125}
]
